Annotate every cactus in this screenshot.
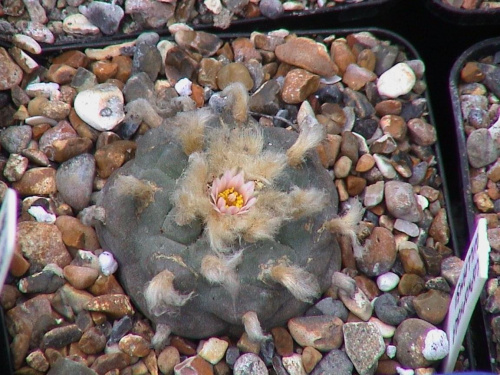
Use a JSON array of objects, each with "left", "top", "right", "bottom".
[{"left": 95, "top": 83, "right": 352, "bottom": 339}]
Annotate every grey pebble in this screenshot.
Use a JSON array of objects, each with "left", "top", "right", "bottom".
[
  {"left": 234, "top": 353, "right": 268, "bottom": 375},
  {"left": 259, "top": 0, "right": 284, "bottom": 19},
  {"left": 467, "top": 128, "right": 498, "bottom": 168},
  {"left": 310, "top": 349, "right": 353, "bottom": 375},
  {"left": 79, "top": 2, "right": 124, "bottom": 35},
  {"left": 343, "top": 322, "right": 385, "bottom": 375},
  {"left": 41, "top": 324, "right": 83, "bottom": 350},
  {"left": 56, "top": 153, "right": 95, "bottom": 212},
  {"left": 47, "top": 357, "right": 97, "bottom": 375},
  {"left": 306, "top": 297, "right": 349, "bottom": 322},
  {"left": 373, "top": 293, "right": 408, "bottom": 326},
  {"left": 385, "top": 180, "right": 422, "bottom": 222},
  {"left": 0, "top": 125, "right": 32, "bottom": 154}
]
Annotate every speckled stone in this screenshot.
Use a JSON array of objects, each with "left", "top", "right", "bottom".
[
  {"left": 343, "top": 322, "right": 385, "bottom": 375},
  {"left": 288, "top": 315, "right": 344, "bottom": 352},
  {"left": 0, "top": 47, "right": 23, "bottom": 90},
  {"left": 281, "top": 69, "right": 320, "bottom": 104}
]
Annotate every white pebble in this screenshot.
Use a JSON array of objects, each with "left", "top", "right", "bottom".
[
  {"left": 386, "top": 344, "right": 397, "bottom": 358},
  {"left": 99, "top": 251, "right": 118, "bottom": 276},
  {"left": 12, "top": 34, "right": 42, "bottom": 54},
  {"left": 376, "top": 272, "right": 400, "bottom": 292},
  {"left": 377, "top": 62, "right": 416, "bottom": 99},
  {"left": 167, "top": 23, "right": 193, "bottom": 34},
  {"left": 25, "top": 116, "right": 58, "bottom": 127},
  {"left": 27, "top": 205, "right": 56, "bottom": 224},
  {"left": 373, "top": 154, "right": 397, "bottom": 179},
  {"left": 205, "top": 0, "right": 223, "bottom": 14},
  {"left": 416, "top": 194, "right": 429, "bottom": 210},
  {"left": 422, "top": 328, "right": 449, "bottom": 361},
  {"left": 175, "top": 78, "right": 192, "bottom": 96},
  {"left": 25, "top": 82, "right": 60, "bottom": 98},
  {"left": 369, "top": 317, "right": 396, "bottom": 338},
  {"left": 396, "top": 367, "right": 414, "bottom": 375},
  {"left": 63, "top": 14, "right": 100, "bottom": 35},
  {"left": 393, "top": 219, "right": 420, "bottom": 237},
  {"left": 74, "top": 83, "right": 125, "bottom": 131}
]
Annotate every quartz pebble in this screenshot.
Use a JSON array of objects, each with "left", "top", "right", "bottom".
[{"left": 377, "top": 62, "right": 416, "bottom": 98}]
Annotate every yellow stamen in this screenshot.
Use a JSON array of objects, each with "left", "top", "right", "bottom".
[{"left": 218, "top": 187, "right": 244, "bottom": 208}]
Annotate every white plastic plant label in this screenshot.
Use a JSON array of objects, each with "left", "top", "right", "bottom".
[
  {"left": 443, "top": 217, "right": 490, "bottom": 373},
  {"left": 0, "top": 189, "right": 17, "bottom": 293}
]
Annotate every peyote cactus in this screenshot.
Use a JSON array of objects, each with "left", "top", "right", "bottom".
[{"left": 95, "top": 83, "right": 361, "bottom": 339}]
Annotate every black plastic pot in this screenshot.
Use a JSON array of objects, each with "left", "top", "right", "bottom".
[
  {"left": 0, "top": 0, "right": 402, "bottom": 49},
  {"left": 427, "top": 0, "right": 500, "bottom": 25},
  {"left": 1, "top": 26, "right": 481, "bottom": 373},
  {"left": 449, "top": 36, "right": 500, "bottom": 373}
]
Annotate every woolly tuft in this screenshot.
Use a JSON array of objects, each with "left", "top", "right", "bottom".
[
  {"left": 200, "top": 252, "right": 242, "bottom": 298},
  {"left": 173, "top": 108, "right": 213, "bottom": 155},
  {"left": 269, "top": 264, "right": 321, "bottom": 303},
  {"left": 144, "top": 270, "right": 194, "bottom": 317},
  {"left": 286, "top": 113, "right": 325, "bottom": 167},
  {"left": 221, "top": 82, "right": 249, "bottom": 123},
  {"left": 242, "top": 311, "right": 269, "bottom": 343},
  {"left": 322, "top": 198, "right": 364, "bottom": 245}
]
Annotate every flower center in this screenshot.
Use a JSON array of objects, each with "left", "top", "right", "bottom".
[{"left": 218, "top": 187, "right": 244, "bottom": 208}]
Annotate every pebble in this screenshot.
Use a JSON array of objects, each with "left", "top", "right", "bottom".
[
  {"left": 398, "top": 273, "right": 426, "bottom": 296},
  {"left": 198, "top": 337, "right": 229, "bottom": 365},
  {"left": 4, "top": 153, "right": 28, "bottom": 182},
  {"left": 0, "top": 47, "right": 23, "bottom": 90},
  {"left": 119, "top": 334, "right": 151, "bottom": 357},
  {"left": 376, "top": 272, "right": 400, "bottom": 292},
  {"left": 271, "top": 327, "right": 294, "bottom": 356},
  {"left": 85, "top": 294, "right": 135, "bottom": 318},
  {"left": 233, "top": 353, "right": 268, "bottom": 375},
  {"left": 216, "top": 62, "right": 254, "bottom": 91},
  {"left": 364, "top": 180, "right": 385, "bottom": 207},
  {"left": 412, "top": 290, "right": 450, "bottom": 325},
  {"left": 55, "top": 215, "right": 100, "bottom": 251},
  {"left": 407, "top": 118, "right": 437, "bottom": 147},
  {"left": 377, "top": 62, "right": 416, "bottom": 98},
  {"left": 17, "top": 221, "right": 71, "bottom": 272},
  {"left": 63, "top": 265, "right": 99, "bottom": 290},
  {"left": 63, "top": 14, "right": 100, "bottom": 35},
  {"left": 94, "top": 140, "right": 136, "bottom": 178},
  {"left": 158, "top": 346, "right": 181, "bottom": 374},
  {"left": 79, "top": 1, "right": 125, "bottom": 35},
  {"left": 12, "top": 34, "right": 42, "bottom": 54},
  {"left": 310, "top": 349, "right": 353, "bottom": 375},
  {"left": 288, "top": 315, "right": 344, "bottom": 352},
  {"left": 55, "top": 153, "right": 95, "bottom": 212},
  {"left": 394, "top": 219, "right": 420, "bottom": 237},
  {"left": 281, "top": 68, "right": 320, "bottom": 104},
  {"left": 275, "top": 37, "right": 337, "bottom": 77},
  {"left": 343, "top": 322, "right": 385, "bottom": 375},
  {"left": 373, "top": 293, "right": 408, "bottom": 326},
  {"left": 343, "top": 63, "right": 377, "bottom": 91},
  {"left": 440, "top": 256, "right": 464, "bottom": 286},
  {"left": 301, "top": 346, "right": 322, "bottom": 373},
  {"left": 394, "top": 319, "right": 448, "bottom": 369},
  {"left": 356, "top": 226, "right": 396, "bottom": 277},
  {"left": 385, "top": 181, "right": 423, "bottom": 222},
  {"left": 74, "top": 83, "right": 126, "bottom": 131},
  {"left": 78, "top": 326, "right": 107, "bottom": 354},
  {"left": 41, "top": 324, "right": 83, "bottom": 350},
  {"left": 282, "top": 353, "right": 306, "bottom": 375},
  {"left": 467, "top": 128, "right": 498, "bottom": 168}
]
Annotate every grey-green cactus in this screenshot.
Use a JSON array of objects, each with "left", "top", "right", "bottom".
[{"left": 95, "top": 83, "right": 358, "bottom": 339}]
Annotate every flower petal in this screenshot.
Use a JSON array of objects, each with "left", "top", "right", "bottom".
[
  {"left": 229, "top": 171, "right": 245, "bottom": 190},
  {"left": 217, "top": 197, "right": 226, "bottom": 210},
  {"left": 227, "top": 206, "right": 240, "bottom": 215},
  {"left": 240, "top": 181, "right": 255, "bottom": 202}
]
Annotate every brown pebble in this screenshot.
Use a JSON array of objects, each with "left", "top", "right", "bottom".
[
  {"left": 282, "top": 68, "right": 320, "bottom": 104},
  {"left": 0, "top": 47, "right": 23, "bottom": 90},
  {"left": 26, "top": 349, "right": 49, "bottom": 372},
  {"left": 399, "top": 247, "right": 426, "bottom": 277},
  {"left": 461, "top": 61, "right": 484, "bottom": 83},
  {"left": 94, "top": 140, "right": 137, "bottom": 179},
  {"left": 17, "top": 221, "right": 71, "bottom": 272},
  {"left": 288, "top": 315, "right": 344, "bottom": 352},
  {"left": 85, "top": 294, "right": 135, "bottom": 318},
  {"left": 231, "top": 37, "right": 261, "bottom": 63},
  {"left": 216, "top": 62, "right": 254, "bottom": 91},
  {"left": 12, "top": 167, "right": 57, "bottom": 196},
  {"left": 52, "top": 50, "right": 89, "bottom": 68},
  {"left": 64, "top": 265, "right": 99, "bottom": 290},
  {"left": 301, "top": 346, "right": 322, "bottom": 373},
  {"left": 78, "top": 326, "right": 106, "bottom": 354},
  {"left": 355, "top": 154, "right": 375, "bottom": 173},
  {"left": 357, "top": 227, "right": 396, "bottom": 277},
  {"left": 412, "top": 289, "right": 450, "bottom": 325},
  {"left": 158, "top": 346, "right": 180, "bottom": 375},
  {"left": 355, "top": 275, "right": 380, "bottom": 300},
  {"left": 428, "top": 208, "right": 450, "bottom": 245},
  {"left": 346, "top": 175, "right": 366, "bottom": 196},
  {"left": 376, "top": 359, "right": 401, "bottom": 375},
  {"left": 88, "top": 274, "right": 124, "bottom": 296},
  {"left": 55, "top": 215, "right": 100, "bottom": 252},
  {"left": 317, "top": 134, "right": 341, "bottom": 168},
  {"left": 331, "top": 39, "right": 356, "bottom": 75},
  {"left": 119, "top": 334, "right": 151, "bottom": 357},
  {"left": 271, "top": 326, "right": 294, "bottom": 357},
  {"left": 398, "top": 273, "right": 425, "bottom": 296},
  {"left": 92, "top": 60, "right": 118, "bottom": 82},
  {"left": 198, "top": 58, "right": 222, "bottom": 89},
  {"left": 10, "top": 250, "right": 30, "bottom": 277},
  {"left": 90, "top": 352, "right": 131, "bottom": 374},
  {"left": 170, "top": 336, "right": 198, "bottom": 356},
  {"left": 112, "top": 55, "right": 132, "bottom": 83},
  {"left": 237, "top": 332, "right": 261, "bottom": 354},
  {"left": 46, "top": 64, "right": 77, "bottom": 85},
  {"left": 174, "top": 355, "right": 214, "bottom": 375},
  {"left": 51, "top": 137, "right": 93, "bottom": 163},
  {"left": 276, "top": 37, "right": 338, "bottom": 77},
  {"left": 379, "top": 115, "right": 407, "bottom": 141}
]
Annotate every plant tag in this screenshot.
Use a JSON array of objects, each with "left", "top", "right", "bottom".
[
  {"left": 443, "top": 217, "right": 490, "bottom": 373},
  {"left": 0, "top": 189, "right": 17, "bottom": 292}
]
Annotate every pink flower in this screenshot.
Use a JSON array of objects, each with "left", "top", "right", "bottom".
[{"left": 210, "top": 170, "right": 257, "bottom": 215}]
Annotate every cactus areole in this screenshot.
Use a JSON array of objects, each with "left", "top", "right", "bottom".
[{"left": 95, "top": 86, "right": 341, "bottom": 339}]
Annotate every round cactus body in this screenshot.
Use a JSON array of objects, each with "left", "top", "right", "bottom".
[{"left": 95, "top": 105, "right": 340, "bottom": 339}]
